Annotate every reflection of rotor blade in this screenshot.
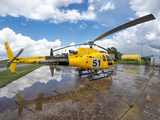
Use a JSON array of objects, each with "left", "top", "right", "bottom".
[
  {"left": 6, "top": 48, "right": 24, "bottom": 69},
  {"left": 35, "top": 93, "right": 44, "bottom": 111},
  {"left": 53, "top": 43, "right": 88, "bottom": 52},
  {"left": 49, "top": 66, "right": 54, "bottom": 77},
  {"left": 15, "top": 93, "right": 35, "bottom": 115},
  {"left": 93, "top": 44, "right": 108, "bottom": 52},
  {"left": 15, "top": 101, "right": 35, "bottom": 115},
  {"left": 92, "top": 14, "right": 156, "bottom": 44}
]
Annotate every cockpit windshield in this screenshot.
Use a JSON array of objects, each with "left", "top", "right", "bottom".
[{"left": 106, "top": 55, "right": 112, "bottom": 61}]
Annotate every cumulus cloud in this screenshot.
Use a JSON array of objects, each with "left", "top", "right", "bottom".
[
  {"left": 128, "top": 0, "right": 160, "bottom": 50},
  {"left": 0, "top": 27, "right": 84, "bottom": 60},
  {"left": 94, "top": 24, "right": 160, "bottom": 56},
  {"left": 0, "top": 0, "right": 96, "bottom": 23},
  {"left": 0, "top": 28, "right": 62, "bottom": 60},
  {"left": 129, "top": 0, "right": 160, "bottom": 18},
  {"left": 79, "top": 22, "right": 87, "bottom": 29},
  {"left": 101, "top": 24, "right": 109, "bottom": 27},
  {"left": 93, "top": 0, "right": 160, "bottom": 56},
  {"left": 100, "top": 2, "right": 115, "bottom": 12},
  {"left": 88, "top": 0, "right": 100, "bottom": 4},
  {"left": 88, "top": 4, "right": 95, "bottom": 11},
  {"left": 93, "top": 24, "right": 98, "bottom": 28}
]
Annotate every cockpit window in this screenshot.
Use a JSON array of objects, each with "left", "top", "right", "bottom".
[
  {"left": 106, "top": 55, "right": 112, "bottom": 61},
  {"left": 102, "top": 55, "right": 106, "bottom": 61}
]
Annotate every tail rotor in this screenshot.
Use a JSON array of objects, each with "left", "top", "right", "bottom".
[{"left": 6, "top": 48, "right": 24, "bottom": 69}]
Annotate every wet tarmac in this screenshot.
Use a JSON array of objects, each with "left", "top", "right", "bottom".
[{"left": 0, "top": 65, "right": 160, "bottom": 120}]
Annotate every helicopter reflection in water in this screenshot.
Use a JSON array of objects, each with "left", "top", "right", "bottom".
[
  {"left": 14, "top": 77, "right": 113, "bottom": 115},
  {"left": 49, "top": 65, "right": 61, "bottom": 77}
]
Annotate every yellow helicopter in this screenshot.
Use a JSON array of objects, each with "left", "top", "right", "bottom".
[{"left": 4, "top": 14, "right": 155, "bottom": 78}]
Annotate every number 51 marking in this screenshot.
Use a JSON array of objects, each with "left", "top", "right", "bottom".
[{"left": 92, "top": 59, "right": 101, "bottom": 68}]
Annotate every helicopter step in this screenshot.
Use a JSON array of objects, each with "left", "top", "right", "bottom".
[{"left": 78, "top": 70, "right": 113, "bottom": 81}]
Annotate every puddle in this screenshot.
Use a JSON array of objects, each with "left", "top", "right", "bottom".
[
  {"left": 108, "top": 71, "right": 149, "bottom": 103},
  {"left": 0, "top": 65, "right": 155, "bottom": 119},
  {"left": 116, "top": 65, "right": 153, "bottom": 75},
  {"left": 0, "top": 66, "right": 117, "bottom": 119}
]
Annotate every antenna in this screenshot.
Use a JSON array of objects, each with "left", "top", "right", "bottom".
[{"left": 141, "top": 46, "right": 143, "bottom": 57}]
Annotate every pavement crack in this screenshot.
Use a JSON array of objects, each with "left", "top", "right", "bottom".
[{"left": 117, "top": 70, "right": 156, "bottom": 120}]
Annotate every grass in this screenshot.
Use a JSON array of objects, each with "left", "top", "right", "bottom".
[
  {"left": 130, "top": 104, "right": 134, "bottom": 108},
  {"left": 0, "top": 61, "right": 8, "bottom": 68},
  {"left": 149, "top": 70, "right": 155, "bottom": 78},
  {"left": 0, "top": 61, "right": 26, "bottom": 68},
  {"left": 115, "top": 60, "right": 145, "bottom": 65},
  {"left": 0, "top": 64, "right": 42, "bottom": 88}
]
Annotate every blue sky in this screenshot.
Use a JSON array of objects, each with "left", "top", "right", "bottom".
[{"left": 0, "top": 0, "right": 160, "bottom": 59}]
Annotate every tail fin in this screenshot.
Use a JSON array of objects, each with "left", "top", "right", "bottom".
[
  {"left": 4, "top": 42, "right": 15, "bottom": 60},
  {"left": 4, "top": 42, "right": 17, "bottom": 72},
  {"left": 10, "top": 63, "right": 17, "bottom": 72},
  {"left": 15, "top": 94, "right": 24, "bottom": 115}
]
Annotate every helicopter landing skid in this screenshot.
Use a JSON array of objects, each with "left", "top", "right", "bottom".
[{"left": 78, "top": 70, "right": 113, "bottom": 81}]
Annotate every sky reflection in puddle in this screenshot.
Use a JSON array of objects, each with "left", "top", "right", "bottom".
[{"left": 0, "top": 66, "right": 114, "bottom": 118}]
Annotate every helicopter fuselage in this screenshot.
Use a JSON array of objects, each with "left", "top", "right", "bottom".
[
  {"left": 6, "top": 45, "right": 114, "bottom": 72},
  {"left": 68, "top": 48, "right": 114, "bottom": 70}
]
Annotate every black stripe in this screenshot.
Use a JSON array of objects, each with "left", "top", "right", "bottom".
[{"left": 42, "top": 56, "right": 69, "bottom": 66}]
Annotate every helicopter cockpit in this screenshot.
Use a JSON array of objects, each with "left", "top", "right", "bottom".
[{"left": 69, "top": 50, "right": 77, "bottom": 55}]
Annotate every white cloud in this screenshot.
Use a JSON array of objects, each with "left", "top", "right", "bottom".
[
  {"left": 129, "top": 0, "right": 160, "bottom": 18},
  {"left": 0, "top": 0, "right": 96, "bottom": 23},
  {"left": 128, "top": 0, "right": 160, "bottom": 50},
  {"left": 89, "top": 0, "right": 160, "bottom": 56},
  {"left": 100, "top": 2, "right": 115, "bottom": 12},
  {"left": 88, "top": 4, "right": 95, "bottom": 11},
  {"left": 0, "top": 28, "right": 62, "bottom": 60},
  {"left": 88, "top": 0, "right": 100, "bottom": 4},
  {"left": 126, "top": 40, "right": 131, "bottom": 44},
  {"left": 93, "top": 24, "right": 98, "bottom": 28},
  {"left": 101, "top": 24, "right": 109, "bottom": 27},
  {"left": 79, "top": 22, "right": 87, "bottom": 29},
  {"left": 0, "top": 19, "right": 4, "bottom": 22},
  {"left": 0, "top": 27, "right": 84, "bottom": 60},
  {"left": 128, "top": 18, "right": 134, "bottom": 21},
  {"left": 145, "top": 32, "right": 156, "bottom": 40},
  {"left": 94, "top": 23, "right": 160, "bottom": 56},
  {"left": 21, "top": 23, "right": 26, "bottom": 25}
]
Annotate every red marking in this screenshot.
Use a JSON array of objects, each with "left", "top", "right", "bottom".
[
  {"left": 76, "top": 67, "right": 86, "bottom": 71},
  {"left": 6, "top": 47, "right": 8, "bottom": 49},
  {"left": 38, "top": 57, "right": 42, "bottom": 58}
]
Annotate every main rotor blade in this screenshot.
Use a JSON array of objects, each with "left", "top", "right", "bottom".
[
  {"left": 92, "top": 14, "right": 156, "bottom": 44},
  {"left": 93, "top": 44, "right": 108, "bottom": 52},
  {"left": 6, "top": 48, "right": 24, "bottom": 68},
  {"left": 53, "top": 43, "right": 88, "bottom": 52}
]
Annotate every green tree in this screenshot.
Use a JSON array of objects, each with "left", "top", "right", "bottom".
[
  {"left": 50, "top": 48, "right": 53, "bottom": 56},
  {"left": 141, "top": 57, "right": 145, "bottom": 61},
  {"left": 150, "top": 55, "right": 154, "bottom": 57},
  {"left": 107, "top": 48, "right": 112, "bottom": 54},
  {"left": 107, "top": 47, "right": 119, "bottom": 61},
  {"left": 99, "top": 50, "right": 106, "bottom": 53}
]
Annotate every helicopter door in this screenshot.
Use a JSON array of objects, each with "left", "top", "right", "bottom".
[
  {"left": 106, "top": 55, "right": 113, "bottom": 65},
  {"left": 102, "top": 55, "right": 106, "bottom": 61}
]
